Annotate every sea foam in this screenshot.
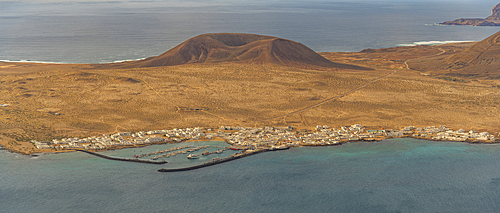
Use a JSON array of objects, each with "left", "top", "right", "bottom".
[
  {"left": 0, "top": 58, "right": 148, "bottom": 64},
  {"left": 0, "top": 59, "right": 65, "bottom": 64},
  {"left": 397, "top": 40, "right": 475, "bottom": 46}
]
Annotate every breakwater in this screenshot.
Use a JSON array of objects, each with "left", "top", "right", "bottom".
[
  {"left": 73, "top": 149, "right": 167, "bottom": 164},
  {"left": 157, "top": 150, "right": 267, "bottom": 172}
]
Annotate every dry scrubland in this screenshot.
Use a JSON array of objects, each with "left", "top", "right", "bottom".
[{"left": 1, "top": 43, "right": 500, "bottom": 154}]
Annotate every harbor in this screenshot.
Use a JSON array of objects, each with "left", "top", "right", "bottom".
[
  {"left": 157, "top": 150, "right": 267, "bottom": 172},
  {"left": 70, "top": 149, "right": 168, "bottom": 164},
  {"left": 31, "top": 124, "right": 498, "bottom": 155},
  {"left": 25, "top": 124, "right": 498, "bottom": 170},
  {"left": 131, "top": 145, "right": 229, "bottom": 160}
]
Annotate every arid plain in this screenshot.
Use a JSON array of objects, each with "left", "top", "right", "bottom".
[{"left": 1, "top": 34, "right": 500, "bottom": 154}]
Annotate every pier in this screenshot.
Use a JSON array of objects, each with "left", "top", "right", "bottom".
[
  {"left": 73, "top": 149, "right": 168, "bottom": 164},
  {"left": 147, "top": 145, "right": 228, "bottom": 160},
  {"left": 157, "top": 150, "right": 266, "bottom": 172},
  {"left": 134, "top": 145, "right": 192, "bottom": 158}
]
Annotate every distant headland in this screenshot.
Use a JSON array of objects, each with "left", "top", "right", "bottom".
[{"left": 440, "top": 3, "right": 500, "bottom": 26}]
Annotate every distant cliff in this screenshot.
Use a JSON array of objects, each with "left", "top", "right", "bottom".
[{"left": 440, "top": 3, "right": 500, "bottom": 26}]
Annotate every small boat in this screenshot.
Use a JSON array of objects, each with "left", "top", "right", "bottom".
[
  {"left": 202, "top": 151, "right": 210, "bottom": 155},
  {"left": 187, "top": 154, "right": 199, "bottom": 159},
  {"left": 270, "top": 145, "right": 289, "bottom": 151}
]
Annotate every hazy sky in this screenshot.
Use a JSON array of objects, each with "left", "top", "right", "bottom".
[
  {"left": 3, "top": 0, "right": 499, "bottom": 13},
  {"left": 1, "top": 0, "right": 497, "bottom": 4}
]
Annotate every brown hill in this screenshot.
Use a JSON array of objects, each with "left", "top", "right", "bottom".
[
  {"left": 440, "top": 3, "right": 500, "bottom": 26},
  {"left": 413, "top": 31, "right": 500, "bottom": 79},
  {"left": 108, "top": 33, "right": 370, "bottom": 70}
]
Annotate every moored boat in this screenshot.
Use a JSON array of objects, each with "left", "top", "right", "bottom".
[
  {"left": 270, "top": 145, "right": 289, "bottom": 151},
  {"left": 187, "top": 154, "right": 199, "bottom": 159}
]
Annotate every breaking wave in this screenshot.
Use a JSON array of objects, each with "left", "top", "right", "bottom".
[
  {"left": 0, "top": 59, "right": 65, "bottom": 64},
  {"left": 0, "top": 57, "right": 148, "bottom": 64},
  {"left": 397, "top": 41, "right": 475, "bottom": 47}
]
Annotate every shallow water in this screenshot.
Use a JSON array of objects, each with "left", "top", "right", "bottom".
[{"left": 2, "top": 138, "right": 500, "bottom": 212}]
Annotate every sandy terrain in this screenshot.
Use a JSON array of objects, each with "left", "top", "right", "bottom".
[{"left": 1, "top": 42, "right": 499, "bottom": 154}]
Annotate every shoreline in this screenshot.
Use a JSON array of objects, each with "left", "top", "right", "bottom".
[
  {"left": 2, "top": 135, "right": 499, "bottom": 171},
  {"left": 2, "top": 134, "right": 498, "bottom": 156},
  {"left": 0, "top": 57, "right": 148, "bottom": 65},
  {"left": 156, "top": 136, "right": 500, "bottom": 173}
]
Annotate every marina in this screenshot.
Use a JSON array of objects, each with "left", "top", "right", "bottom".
[
  {"left": 158, "top": 150, "right": 267, "bottom": 172},
  {"left": 31, "top": 124, "right": 497, "bottom": 156},
  {"left": 140, "top": 145, "right": 228, "bottom": 160},
  {"left": 4, "top": 138, "right": 500, "bottom": 212},
  {"left": 133, "top": 145, "right": 192, "bottom": 158},
  {"left": 35, "top": 124, "right": 498, "bottom": 170},
  {"left": 71, "top": 149, "right": 167, "bottom": 164},
  {"left": 187, "top": 154, "right": 199, "bottom": 159}
]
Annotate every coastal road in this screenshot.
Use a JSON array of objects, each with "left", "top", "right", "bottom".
[
  {"left": 404, "top": 47, "right": 446, "bottom": 70},
  {"left": 242, "top": 70, "right": 397, "bottom": 126}
]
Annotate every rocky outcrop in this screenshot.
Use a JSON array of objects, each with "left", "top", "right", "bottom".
[
  {"left": 440, "top": 3, "right": 500, "bottom": 26},
  {"left": 488, "top": 3, "right": 500, "bottom": 21}
]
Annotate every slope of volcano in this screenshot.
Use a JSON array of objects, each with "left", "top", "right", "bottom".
[
  {"left": 108, "top": 33, "right": 370, "bottom": 70},
  {"left": 409, "top": 30, "right": 500, "bottom": 79}
]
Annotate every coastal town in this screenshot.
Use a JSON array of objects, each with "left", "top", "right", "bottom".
[{"left": 32, "top": 124, "right": 498, "bottom": 153}]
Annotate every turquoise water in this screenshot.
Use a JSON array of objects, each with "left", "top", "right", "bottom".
[{"left": 2, "top": 138, "right": 500, "bottom": 212}]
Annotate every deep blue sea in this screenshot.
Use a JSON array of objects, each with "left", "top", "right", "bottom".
[
  {"left": 2, "top": 138, "right": 500, "bottom": 212},
  {"left": 1, "top": 0, "right": 499, "bottom": 63},
  {"left": 3, "top": 1, "right": 500, "bottom": 212}
]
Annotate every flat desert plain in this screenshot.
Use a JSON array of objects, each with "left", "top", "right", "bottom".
[{"left": 1, "top": 43, "right": 499, "bottom": 154}]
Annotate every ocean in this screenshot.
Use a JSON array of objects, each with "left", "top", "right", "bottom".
[
  {"left": 2, "top": 138, "right": 500, "bottom": 212},
  {"left": 1, "top": 0, "right": 499, "bottom": 63},
  {"left": 2, "top": 1, "right": 500, "bottom": 212}
]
